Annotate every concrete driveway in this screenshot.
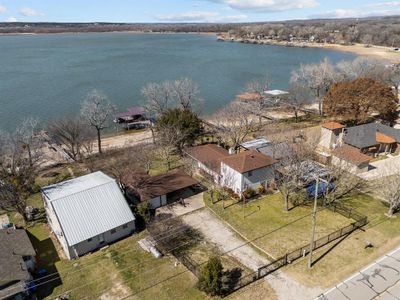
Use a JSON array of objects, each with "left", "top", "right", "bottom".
[
  {"left": 359, "top": 155, "right": 400, "bottom": 181},
  {"left": 317, "top": 246, "right": 400, "bottom": 300},
  {"left": 182, "top": 208, "right": 322, "bottom": 300},
  {"left": 155, "top": 192, "right": 205, "bottom": 218}
]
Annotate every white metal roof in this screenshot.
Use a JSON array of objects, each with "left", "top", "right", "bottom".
[
  {"left": 241, "top": 138, "right": 271, "bottom": 149},
  {"left": 41, "top": 172, "right": 135, "bottom": 246},
  {"left": 264, "top": 89, "right": 289, "bottom": 96}
]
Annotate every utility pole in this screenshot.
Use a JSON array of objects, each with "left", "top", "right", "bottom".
[{"left": 308, "top": 177, "right": 319, "bottom": 268}]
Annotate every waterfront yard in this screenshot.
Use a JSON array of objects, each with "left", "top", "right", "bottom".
[{"left": 205, "top": 192, "right": 400, "bottom": 288}]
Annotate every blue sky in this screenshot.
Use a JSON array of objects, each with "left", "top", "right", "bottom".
[{"left": 0, "top": 0, "right": 399, "bottom": 23}]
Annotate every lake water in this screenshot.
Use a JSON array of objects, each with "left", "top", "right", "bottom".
[{"left": 0, "top": 33, "right": 356, "bottom": 131}]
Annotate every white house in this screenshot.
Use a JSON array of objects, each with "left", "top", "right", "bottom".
[
  {"left": 186, "top": 144, "right": 276, "bottom": 193},
  {"left": 220, "top": 150, "right": 276, "bottom": 193},
  {"left": 41, "top": 172, "right": 135, "bottom": 260}
]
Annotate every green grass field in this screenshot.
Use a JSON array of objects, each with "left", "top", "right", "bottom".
[
  {"left": 26, "top": 225, "right": 206, "bottom": 300},
  {"left": 205, "top": 192, "right": 351, "bottom": 259},
  {"left": 206, "top": 192, "right": 400, "bottom": 288}
]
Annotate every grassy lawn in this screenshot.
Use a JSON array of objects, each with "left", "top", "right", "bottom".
[
  {"left": 205, "top": 192, "right": 400, "bottom": 289},
  {"left": 205, "top": 192, "right": 350, "bottom": 259},
  {"left": 26, "top": 225, "right": 207, "bottom": 300},
  {"left": 286, "top": 193, "right": 400, "bottom": 288}
]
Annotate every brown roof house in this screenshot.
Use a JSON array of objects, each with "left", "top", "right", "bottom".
[
  {"left": 331, "top": 145, "right": 372, "bottom": 174},
  {"left": 186, "top": 144, "right": 277, "bottom": 193},
  {"left": 0, "top": 229, "right": 36, "bottom": 300}
]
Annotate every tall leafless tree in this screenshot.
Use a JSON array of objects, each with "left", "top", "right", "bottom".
[
  {"left": 291, "top": 58, "right": 337, "bottom": 116},
  {"left": 376, "top": 173, "right": 400, "bottom": 217},
  {"left": 48, "top": 115, "right": 94, "bottom": 161},
  {"left": 213, "top": 101, "right": 259, "bottom": 151},
  {"left": 80, "top": 90, "right": 115, "bottom": 154}
]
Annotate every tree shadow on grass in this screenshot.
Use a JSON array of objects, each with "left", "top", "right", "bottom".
[
  {"left": 310, "top": 232, "right": 352, "bottom": 268},
  {"left": 27, "top": 229, "right": 62, "bottom": 299},
  {"left": 221, "top": 267, "right": 243, "bottom": 294}
]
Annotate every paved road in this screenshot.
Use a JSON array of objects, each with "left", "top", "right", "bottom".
[{"left": 317, "top": 246, "right": 400, "bottom": 300}]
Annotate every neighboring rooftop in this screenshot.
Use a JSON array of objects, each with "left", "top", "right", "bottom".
[
  {"left": 332, "top": 145, "right": 372, "bottom": 166},
  {"left": 322, "top": 122, "right": 345, "bottom": 130},
  {"left": 241, "top": 138, "right": 271, "bottom": 150},
  {"left": 222, "top": 150, "right": 277, "bottom": 173},
  {"left": 115, "top": 106, "right": 145, "bottom": 119},
  {"left": 0, "top": 229, "right": 36, "bottom": 282},
  {"left": 185, "top": 144, "right": 230, "bottom": 174},
  {"left": 264, "top": 90, "right": 289, "bottom": 97},
  {"left": 133, "top": 169, "right": 199, "bottom": 201},
  {"left": 237, "top": 92, "right": 262, "bottom": 101},
  {"left": 344, "top": 123, "right": 400, "bottom": 149},
  {"left": 256, "top": 142, "right": 294, "bottom": 160},
  {"left": 41, "top": 171, "right": 135, "bottom": 246}
]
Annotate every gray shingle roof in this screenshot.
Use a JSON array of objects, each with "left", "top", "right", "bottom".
[
  {"left": 344, "top": 123, "right": 400, "bottom": 149},
  {"left": 41, "top": 172, "right": 135, "bottom": 246},
  {"left": 0, "top": 229, "right": 36, "bottom": 282}
]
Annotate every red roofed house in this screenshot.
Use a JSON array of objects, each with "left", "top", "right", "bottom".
[
  {"left": 331, "top": 144, "right": 372, "bottom": 174},
  {"left": 186, "top": 144, "right": 277, "bottom": 193}
]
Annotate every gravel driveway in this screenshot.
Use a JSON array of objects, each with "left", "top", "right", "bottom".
[{"left": 182, "top": 209, "right": 322, "bottom": 300}]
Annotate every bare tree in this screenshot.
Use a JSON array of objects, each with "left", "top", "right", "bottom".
[
  {"left": 14, "top": 118, "right": 43, "bottom": 167},
  {"left": 287, "top": 83, "right": 312, "bottom": 122},
  {"left": 142, "top": 81, "right": 173, "bottom": 116},
  {"left": 171, "top": 78, "right": 202, "bottom": 111},
  {"left": 213, "top": 101, "right": 259, "bottom": 151},
  {"left": 80, "top": 90, "right": 115, "bottom": 154},
  {"left": 47, "top": 115, "right": 93, "bottom": 161},
  {"left": 291, "top": 58, "right": 337, "bottom": 116},
  {"left": 376, "top": 173, "right": 400, "bottom": 217},
  {"left": 323, "top": 166, "right": 366, "bottom": 205},
  {"left": 0, "top": 130, "right": 37, "bottom": 222}
]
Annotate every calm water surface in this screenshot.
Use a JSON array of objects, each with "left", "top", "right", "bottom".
[{"left": 0, "top": 33, "right": 356, "bottom": 130}]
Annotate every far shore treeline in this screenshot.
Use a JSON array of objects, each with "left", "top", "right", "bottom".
[{"left": 1, "top": 15, "right": 400, "bottom": 47}]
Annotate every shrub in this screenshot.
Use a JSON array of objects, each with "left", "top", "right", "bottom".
[
  {"left": 257, "top": 184, "right": 266, "bottom": 194},
  {"left": 243, "top": 188, "right": 255, "bottom": 199},
  {"left": 197, "top": 256, "right": 223, "bottom": 296},
  {"left": 135, "top": 202, "right": 151, "bottom": 228}
]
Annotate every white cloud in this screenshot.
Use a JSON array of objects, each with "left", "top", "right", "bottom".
[
  {"left": 310, "top": 8, "right": 400, "bottom": 19},
  {"left": 205, "top": 0, "right": 317, "bottom": 12},
  {"left": 5, "top": 16, "right": 17, "bottom": 22},
  {"left": 155, "top": 11, "right": 247, "bottom": 22},
  {"left": 366, "top": 1, "right": 400, "bottom": 9},
  {"left": 19, "top": 7, "right": 44, "bottom": 17},
  {"left": 0, "top": 5, "right": 7, "bottom": 14}
]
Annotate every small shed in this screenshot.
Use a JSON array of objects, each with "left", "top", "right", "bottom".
[{"left": 130, "top": 169, "right": 200, "bottom": 209}]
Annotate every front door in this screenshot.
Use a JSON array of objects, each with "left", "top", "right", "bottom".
[{"left": 98, "top": 233, "right": 105, "bottom": 244}]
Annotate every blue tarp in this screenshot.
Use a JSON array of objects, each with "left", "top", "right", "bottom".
[{"left": 306, "top": 182, "right": 335, "bottom": 198}]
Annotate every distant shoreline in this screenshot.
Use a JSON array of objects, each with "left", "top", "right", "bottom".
[
  {"left": 217, "top": 35, "right": 400, "bottom": 63},
  {"left": 0, "top": 30, "right": 217, "bottom": 37}
]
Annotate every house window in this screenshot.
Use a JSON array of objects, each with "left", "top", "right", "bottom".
[
  {"left": 111, "top": 228, "right": 117, "bottom": 234},
  {"left": 122, "top": 224, "right": 128, "bottom": 229},
  {"left": 248, "top": 171, "right": 253, "bottom": 177},
  {"left": 87, "top": 238, "right": 92, "bottom": 242}
]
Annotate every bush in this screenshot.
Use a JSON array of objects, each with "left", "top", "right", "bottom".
[
  {"left": 243, "top": 188, "right": 255, "bottom": 199},
  {"left": 197, "top": 256, "right": 223, "bottom": 296},
  {"left": 257, "top": 184, "right": 266, "bottom": 194},
  {"left": 135, "top": 202, "right": 151, "bottom": 228}
]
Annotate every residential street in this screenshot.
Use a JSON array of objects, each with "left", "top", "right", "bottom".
[
  {"left": 317, "top": 246, "right": 400, "bottom": 300},
  {"left": 182, "top": 208, "right": 322, "bottom": 300}
]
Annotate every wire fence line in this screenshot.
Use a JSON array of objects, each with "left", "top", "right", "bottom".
[{"left": 220, "top": 202, "right": 368, "bottom": 297}]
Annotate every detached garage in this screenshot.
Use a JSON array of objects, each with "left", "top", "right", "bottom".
[
  {"left": 331, "top": 145, "right": 371, "bottom": 174},
  {"left": 130, "top": 169, "right": 200, "bottom": 209}
]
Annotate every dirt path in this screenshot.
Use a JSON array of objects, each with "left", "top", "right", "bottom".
[{"left": 182, "top": 209, "right": 322, "bottom": 300}]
